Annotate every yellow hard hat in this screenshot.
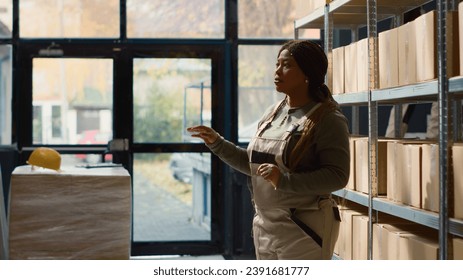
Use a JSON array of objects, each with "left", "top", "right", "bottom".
[{"left": 27, "top": 147, "right": 61, "bottom": 171}]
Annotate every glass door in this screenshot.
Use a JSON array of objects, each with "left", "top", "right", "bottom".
[
  {"left": 132, "top": 58, "right": 212, "bottom": 242},
  {"left": 129, "top": 50, "right": 224, "bottom": 257}
]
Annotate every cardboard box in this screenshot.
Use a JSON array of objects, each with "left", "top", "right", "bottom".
[
  {"left": 352, "top": 215, "right": 369, "bottom": 260},
  {"left": 446, "top": 11, "right": 460, "bottom": 77},
  {"left": 307, "top": 0, "right": 331, "bottom": 14},
  {"left": 453, "top": 237, "right": 463, "bottom": 260},
  {"left": 344, "top": 42, "right": 358, "bottom": 93},
  {"left": 398, "top": 233, "right": 439, "bottom": 260},
  {"left": 346, "top": 136, "right": 363, "bottom": 191},
  {"left": 415, "top": 10, "right": 436, "bottom": 82},
  {"left": 388, "top": 140, "right": 428, "bottom": 207},
  {"left": 374, "top": 223, "right": 436, "bottom": 260},
  {"left": 354, "top": 137, "right": 368, "bottom": 194},
  {"left": 332, "top": 46, "right": 345, "bottom": 95},
  {"left": 422, "top": 143, "right": 439, "bottom": 213},
  {"left": 336, "top": 208, "right": 366, "bottom": 260},
  {"left": 379, "top": 27, "right": 399, "bottom": 89},
  {"left": 453, "top": 143, "right": 463, "bottom": 219},
  {"left": 403, "top": 144, "right": 422, "bottom": 208},
  {"left": 298, "top": 0, "right": 332, "bottom": 16},
  {"left": 387, "top": 141, "right": 403, "bottom": 203},
  {"left": 373, "top": 223, "right": 411, "bottom": 260},
  {"left": 355, "top": 138, "right": 387, "bottom": 195},
  {"left": 8, "top": 165, "right": 132, "bottom": 260},
  {"left": 398, "top": 21, "right": 417, "bottom": 86},
  {"left": 414, "top": 10, "right": 459, "bottom": 81},
  {"left": 357, "top": 38, "right": 369, "bottom": 92}
]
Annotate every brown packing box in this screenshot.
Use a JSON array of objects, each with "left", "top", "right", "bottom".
[
  {"left": 386, "top": 141, "right": 412, "bottom": 204},
  {"left": 398, "top": 143, "right": 421, "bottom": 208},
  {"left": 332, "top": 46, "right": 345, "bottom": 95},
  {"left": 335, "top": 208, "right": 366, "bottom": 260},
  {"left": 373, "top": 223, "right": 413, "bottom": 260},
  {"left": 415, "top": 10, "right": 436, "bottom": 82},
  {"left": 386, "top": 141, "right": 400, "bottom": 202},
  {"left": 415, "top": 10, "right": 459, "bottom": 81},
  {"left": 370, "top": 214, "right": 414, "bottom": 260},
  {"left": 357, "top": 38, "right": 369, "bottom": 92},
  {"left": 295, "top": 0, "right": 308, "bottom": 18},
  {"left": 379, "top": 27, "right": 399, "bottom": 89},
  {"left": 408, "top": 144, "right": 422, "bottom": 208},
  {"left": 387, "top": 140, "right": 434, "bottom": 209},
  {"left": 352, "top": 214, "right": 369, "bottom": 260},
  {"left": 398, "top": 21, "right": 417, "bottom": 86},
  {"left": 453, "top": 143, "right": 463, "bottom": 219},
  {"left": 453, "top": 237, "right": 463, "bottom": 260},
  {"left": 295, "top": 0, "right": 326, "bottom": 18},
  {"left": 354, "top": 137, "right": 368, "bottom": 194},
  {"left": 422, "top": 143, "right": 439, "bottom": 213},
  {"left": 346, "top": 136, "right": 364, "bottom": 191},
  {"left": 446, "top": 11, "right": 460, "bottom": 78},
  {"left": 398, "top": 233, "right": 439, "bottom": 260},
  {"left": 375, "top": 223, "right": 437, "bottom": 260},
  {"left": 384, "top": 139, "right": 429, "bottom": 204},
  {"left": 344, "top": 42, "right": 358, "bottom": 93},
  {"left": 307, "top": 0, "right": 331, "bottom": 14},
  {"left": 355, "top": 138, "right": 388, "bottom": 195},
  {"left": 8, "top": 165, "right": 132, "bottom": 260}
]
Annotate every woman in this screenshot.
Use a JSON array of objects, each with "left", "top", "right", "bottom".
[{"left": 188, "top": 40, "right": 350, "bottom": 260}]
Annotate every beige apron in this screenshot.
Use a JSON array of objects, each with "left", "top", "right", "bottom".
[{"left": 247, "top": 101, "right": 340, "bottom": 260}]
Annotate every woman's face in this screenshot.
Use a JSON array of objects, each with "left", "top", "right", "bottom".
[{"left": 274, "top": 49, "right": 307, "bottom": 96}]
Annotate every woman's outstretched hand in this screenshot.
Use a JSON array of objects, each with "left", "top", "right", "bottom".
[{"left": 187, "top": 126, "right": 219, "bottom": 145}]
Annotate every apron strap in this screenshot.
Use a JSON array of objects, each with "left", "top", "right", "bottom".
[
  {"left": 256, "top": 99, "right": 287, "bottom": 137},
  {"left": 281, "top": 103, "right": 322, "bottom": 140},
  {"left": 290, "top": 208, "right": 323, "bottom": 247}
]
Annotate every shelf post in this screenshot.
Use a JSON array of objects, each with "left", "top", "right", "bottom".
[
  {"left": 324, "top": 4, "right": 333, "bottom": 91},
  {"left": 437, "top": 0, "right": 452, "bottom": 260},
  {"left": 350, "top": 28, "right": 360, "bottom": 135},
  {"left": 367, "top": 0, "right": 378, "bottom": 261}
]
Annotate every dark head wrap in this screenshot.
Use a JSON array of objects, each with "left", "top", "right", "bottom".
[{"left": 278, "top": 40, "right": 332, "bottom": 103}]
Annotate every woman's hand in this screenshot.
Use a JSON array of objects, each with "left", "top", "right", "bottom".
[
  {"left": 187, "top": 125, "right": 219, "bottom": 145},
  {"left": 257, "top": 163, "right": 281, "bottom": 190}
]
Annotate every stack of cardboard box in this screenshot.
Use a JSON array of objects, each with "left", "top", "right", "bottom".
[{"left": 332, "top": 9, "right": 460, "bottom": 93}]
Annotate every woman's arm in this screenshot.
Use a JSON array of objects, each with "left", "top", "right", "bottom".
[{"left": 187, "top": 125, "right": 251, "bottom": 176}]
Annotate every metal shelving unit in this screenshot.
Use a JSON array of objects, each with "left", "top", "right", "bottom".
[
  {"left": 333, "top": 189, "right": 463, "bottom": 237},
  {"left": 295, "top": 0, "right": 431, "bottom": 29},
  {"left": 295, "top": 0, "right": 462, "bottom": 260}
]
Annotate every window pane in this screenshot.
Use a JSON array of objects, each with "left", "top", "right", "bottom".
[
  {"left": 20, "top": 0, "right": 119, "bottom": 38},
  {"left": 0, "top": 0, "right": 12, "bottom": 38},
  {"left": 133, "top": 58, "right": 211, "bottom": 143},
  {"left": 238, "top": 45, "right": 281, "bottom": 142},
  {"left": 127, "top": 0, "right": 224, "bottom": 38},
  {"left": 33, "top": 58, "right": 113, "bottom": 145},
  {"left": 239, "top": 0, "right": 320, "bottom": 39},
  {"left": 133, "top": 153, "right": 211, "bottom": 242},
  {"left": 0, "top": 44, "right": 11, "bottom": 145}
]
